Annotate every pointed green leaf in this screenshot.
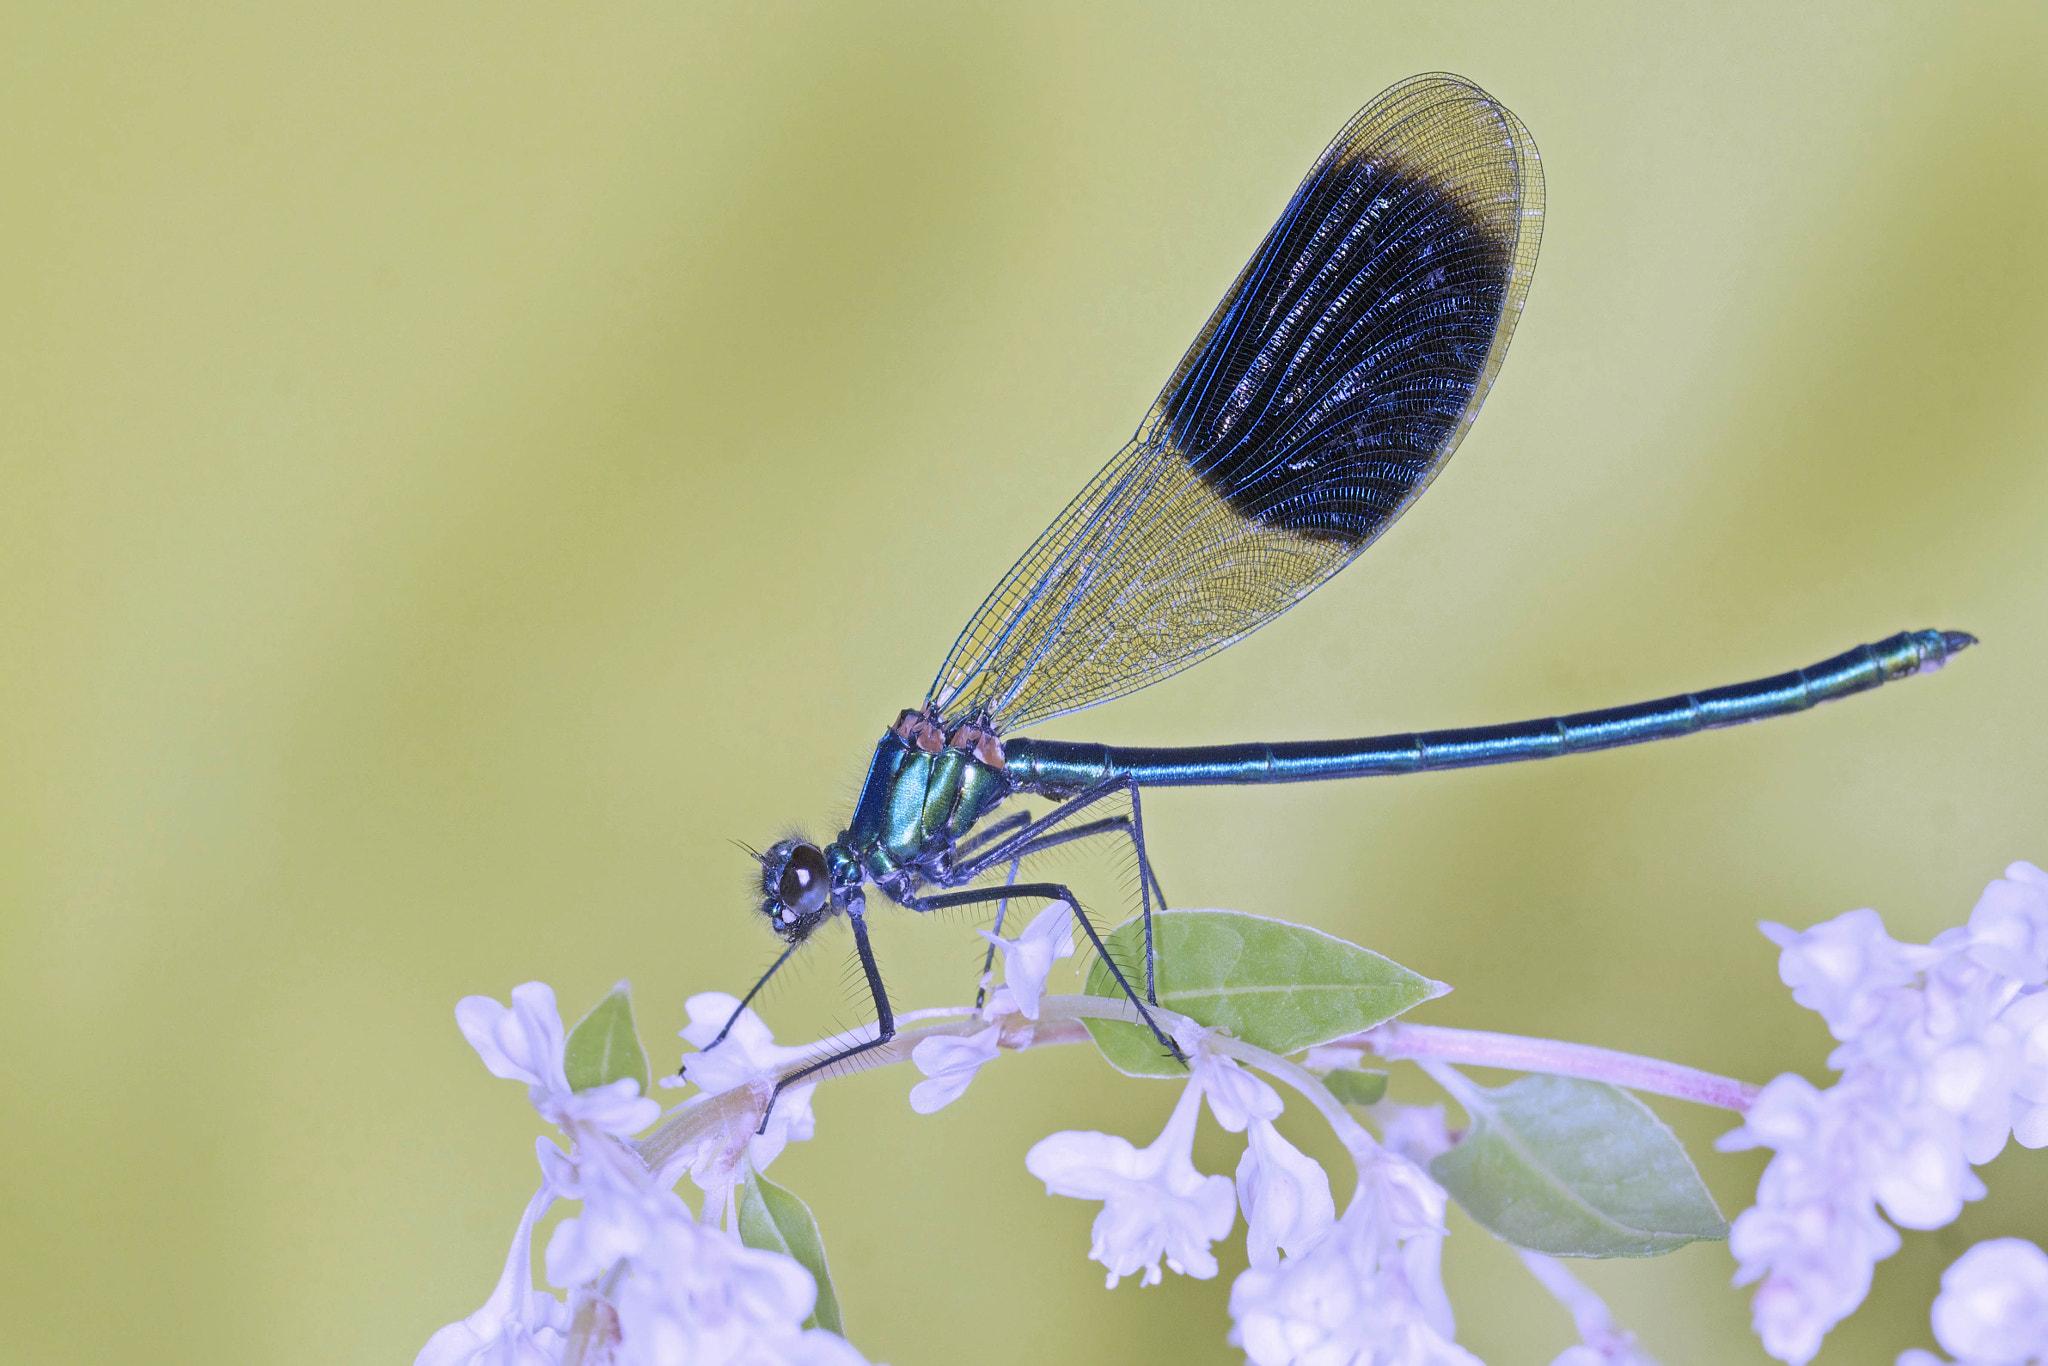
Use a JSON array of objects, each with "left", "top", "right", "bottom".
[
  {"left": 1083, "top": 909, "right": 1447, "bottom": 1077},
  {"left": 737, "top": 1167, "right": 843, "bottom": 1335},
  {"left": 1321, "top": 1067, "right": 1389, "bottom": 1107},
  {"left": 1429, "top": 1071, "right": 1727, "bottom": 1258},
  {"left": 563, "top": 981, "right": 651, "bottom": 1095}
]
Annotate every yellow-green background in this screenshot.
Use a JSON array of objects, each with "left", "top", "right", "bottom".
[{"left": 4, "top": 4, "right": 2046, "bottom": 1363}]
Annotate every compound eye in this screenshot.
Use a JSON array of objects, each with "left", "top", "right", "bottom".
[{"left": 777, "top": 843, "right": 830, "bottom": 916}]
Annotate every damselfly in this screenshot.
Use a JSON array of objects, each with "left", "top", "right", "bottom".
[{"left": 691, "top": 73, "right": 1973, "bottom": 1113}]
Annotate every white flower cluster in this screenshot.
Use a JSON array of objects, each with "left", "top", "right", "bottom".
[
  {"left": 1719, "top": 863, "right": 2048, "bottom": 1365},
  {"left": 416, "top": 983, "right": 873, "bottom": 1366},
  {"left": 1228, "top": 1132, "right": 1474, "bottom": 1366},
  {"left": 934, "top": 903, "right": 1660, "bottom": 1366},
  {"left": 1013, "top": 1019, "right": 1474, "bottom": 1364},
  {"left": 432, "top": 863, "right": 2048, "bottom": 1366}
]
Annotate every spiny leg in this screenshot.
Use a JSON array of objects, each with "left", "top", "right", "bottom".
[
  {"left": 963, "top": 806, "right": 1039, "bottom": 1006},
  {"left": 955, "top": 783, "right": 1154, "bottom": 895},
  {"left": 953, "top": 807, "right": 1036, "bottom": 862},
  {"left": 969, "top": 815, "right": 1160, "bottom": 1008},
  {"left": 760, "top": 909, "right": 894, "bottom": 1133},
  {"left": 977, "top": 815, "right": 1168, "bottom": 1006},
  {"left": 687, "top": 942, "right": 800, "bottom": 1073},
  {"left": 1123, "top": 776, "right": 1159, "bottom": 1003},
  {"left": 997, "top": 814, "right": 1142, "bottom": 867},
  {"left": 973, "top": 850, "right": 1025, "bottom": 1010},
  {"left": 909, "top": 880, "right": 1185, "bottom": 1065},
  {"left": 953, "top": 775, "right": 1166, "bottom": 1002}
]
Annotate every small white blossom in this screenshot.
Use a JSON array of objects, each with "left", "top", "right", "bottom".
[
  {"left": 676, "top": 992, "right": 818, "bottom": 1092},
  {"left": 1765, "top": 907, "right": 1945, "bottom": 1041},
  {"left": 2004, "top": 991, "right": 2048, "bottom": 1149},
  {"left": 1898, "top": 1238, "right": 2048, "bottom": 1366},
  {"left": 416, "top": 1186, "right": 570, "bottom": 1366},
  {"left": 445, "top": 982, "right": 876, "bottom": 1366},
  {"left": 544, "top": 1146, "right": 668, "bottom": 1291},
  {"left": 1379, "top": 1104, "right": 1455, "bottom": 1167},
  {"left": 976, "top": 900, "right": 1075, "bottom": 1019},
  {"left": 1236, "top": 1118, "right": 1336, "bottom": 1268},
  {"left": 1964, "top": 864, "right": 2048, "bottom": 985},
  {"left": 1025, "top": 1068, "right": 1237, "bottom": 1287},
  {"left": 673, "top": 992, "right": 819, "bottom": 1181},
  {"left": 556, "top": 1154, "right": 866, "bottom": 1366},
  {"left": 456, "top": 983, "right": 662, "bottom": 1138},
  {"left": 433, "top": 982, "right": 878, "bottom": 1366},
  {"left": 1228, "top": 1136, "right": 1477, "bottom": 1366},
  {"left": 457, "top": 982, "right": 571, "bottom": 1094},
  {"left": 1718, "top": 1072, "right": 1905, "bottom": 1365},
  {"left": 1721, "top": 863, "right": 2048, "bottom": 1364},
  {"left": 908, "top": 1024, "right": 1002, "bottom": 1114},
  {"left": 1198, "top": 1047, "right": 1286, "bottom": 1133}
]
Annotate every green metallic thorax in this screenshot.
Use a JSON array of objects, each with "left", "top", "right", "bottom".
[{"left": 841, "top": 730, "right": 1010, "bottom": 884}]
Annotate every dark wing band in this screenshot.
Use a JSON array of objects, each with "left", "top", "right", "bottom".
[{"left": 930, "top": 74, "right": 1543, "bottom": 731}]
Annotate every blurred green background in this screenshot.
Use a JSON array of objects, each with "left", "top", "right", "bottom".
[{"left": 4, "top": 3, "right": 2046, "bottom": 1362}]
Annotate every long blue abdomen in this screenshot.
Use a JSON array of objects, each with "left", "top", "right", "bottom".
[{"left": 1003, "top": 630, "right": 1973, "bottom": 792}]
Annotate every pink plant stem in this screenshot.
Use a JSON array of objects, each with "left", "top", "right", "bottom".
[{"left": 1348, "top": 1021, "right": 1760, "bottom": 1113}]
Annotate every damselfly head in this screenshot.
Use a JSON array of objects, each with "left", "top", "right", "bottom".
[{"left": 758, "top": 838, "right": 832, "bottom": 943}]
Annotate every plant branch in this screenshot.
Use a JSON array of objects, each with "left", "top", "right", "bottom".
[
  {"left": 1337, "top": 1021, "right": 1759, "bottom": 1112},
  {"left": 626, "top": 997, "right": 1759, "bottom": 1191}
]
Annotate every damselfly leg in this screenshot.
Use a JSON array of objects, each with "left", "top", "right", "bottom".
[{"left": 948, "top": 775, "right": 1167, "bottom": 1003}]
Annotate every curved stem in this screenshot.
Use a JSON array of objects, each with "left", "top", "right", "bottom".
[
  {"left": 1340, "top": 1021, "right": 1758, "bottom": 1112},
  {"left": 630, "top": 997, "right": 1762, "bottom": 1183}
]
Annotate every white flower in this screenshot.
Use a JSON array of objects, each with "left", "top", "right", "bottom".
[
  {"left": 1025, "top": 1071, "right": 1237, "bottom": 1287},
  {"left": 1379, "top": 1104, "right": 1455, "bottom": 1166},
  {"left": 416, "top": 1185, "right": 570, "bottom": 1366},
  {"left": 1964, "top": 864, "right": 2048, "bottom": 985},
  {"left": 1718, "top": 1070, "right": 1903, "bottom": 1364},
  {"left": 1763, "top": 908, "right": 1943, "bottom": 1041},
  {"left": 976, "top": 900, "right": 1075, "bottom": 1019},
  {"left": 1722, "top": 864, "right": 2048, "bottom": 1364},
  {"left": 433, "top": 982, "right": 878, "bottom": 1366},
  {"left": 541, "top": 1098, "right": 874, "bottom": 1366},
  {"left": 456, "top": 983, "right": 661, "bottom": 1138},
  {"left": 458, "top": 982, "right": 571, "bottom": 1094},
  {"left": 677, "top": 992, "right": 817, "bottom": 1092},
  {"left": 549, "top": 1147, "right": 871, "bottom": 1366},
  {"left": 1197, "top": 1046, "right": 1285, "bottom": 1133},
  {"left": 908, "top": 1024, "right": 1002, "bottom": 1114},
  {"left": 1898, "top": 1238, "right": 2048, "bottom": 1366},
  {"left": 1228, "top": 1136, "right": 1478, "bottom": 1366},
  {"left": 674, "top": 993, "right": 819, "bottom": 1181},
  {"left": 2004, "top": 991, "right": 2048, "bottom": 1149},
  {"left": 543, "top": 1147, "right": 667, "bottom": 1291},
  {"left": 1236, "top": 1118, "right": 1335, "bottom": 1268},
  {"left": 1518, "top": 1249, "right": 1660, "bottom": 1366}
]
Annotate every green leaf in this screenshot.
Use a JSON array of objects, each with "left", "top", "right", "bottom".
[
  {"left": 1082, "top": 909, "right": 1447, "bottom": 1077},
  {"left": 563, "top": 981, "right": 651, "bottom": 1096},
  {"left": 1428, "top": 1071, "right": 1727, "bottom": 1258},
  {"left": 737, "top": 1166, "right": 844, "bottom": 1336},
  {"left": 1321, "top": 1067, "right": 1389, "bottom": 1107}
]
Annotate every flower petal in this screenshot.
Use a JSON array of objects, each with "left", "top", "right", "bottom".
[
  {"left": 456, "top": 983, "right": 568, "bottom": 1094},
  {"left": 977, "top": 901, "right": 1075, "bottom": 1020},
  {"left": 909, "top": 1025, "right": 1002, "bottom": 1114},
  {"left": 1236, "top": 1118, "right": 1336, "bottom": 1268}
]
